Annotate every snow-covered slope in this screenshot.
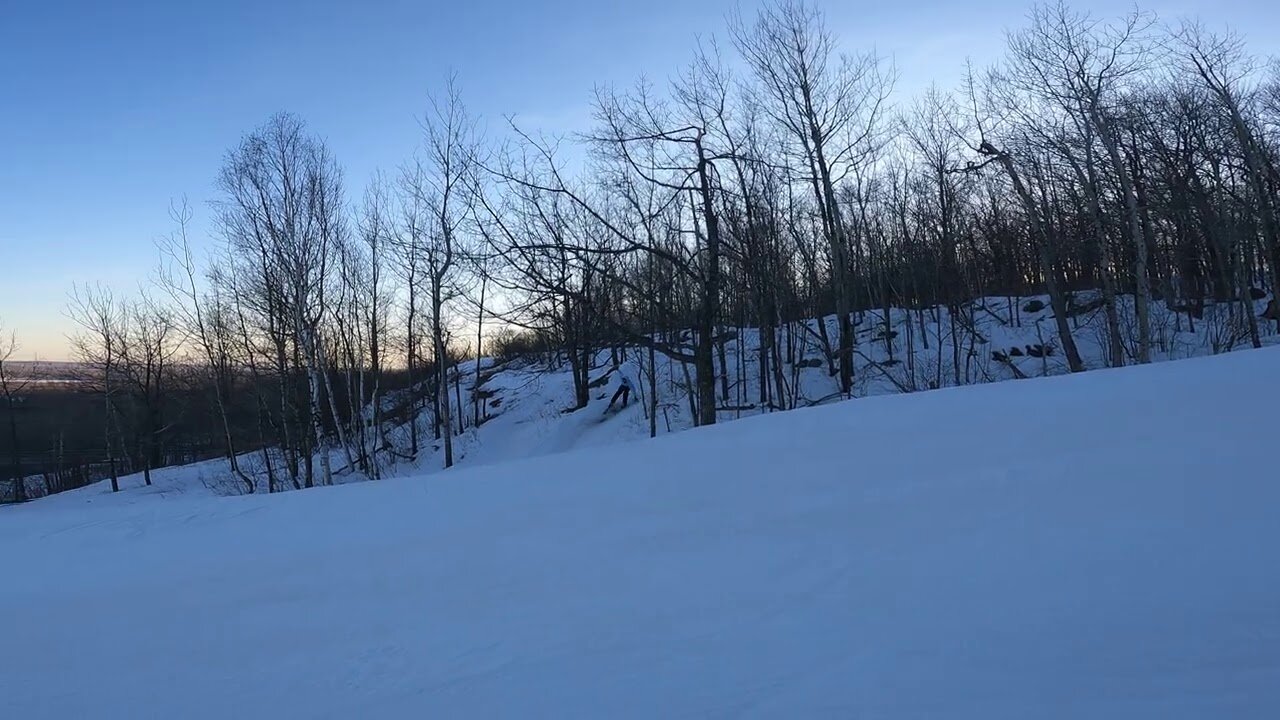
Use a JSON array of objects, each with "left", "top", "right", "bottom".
[{"left": 3, "top": 346, "right": 1278, "bottom": 718}]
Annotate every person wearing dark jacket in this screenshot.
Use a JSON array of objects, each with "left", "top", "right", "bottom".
[{"left": 604, "top": 369, "right": 633, "bottom": 413}]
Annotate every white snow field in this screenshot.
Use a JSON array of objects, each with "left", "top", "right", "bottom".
[{"left": 3, "top": 348, "right": 1279, "bottom": 718}]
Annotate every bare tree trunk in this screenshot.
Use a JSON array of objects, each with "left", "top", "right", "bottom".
[
  {"left": 433, "top": 288, "right": 453, "bottom": 469},
  {"left": 322, "top": 361, "right": 355, "bottom": 474},
  {"left": 980, "top": 143, "right": 1085, "bottom": 372},
  {"left": 474, "top": 270, "right": 487, "bottom": 427},
  {"left": 105, "top": 364, "right": 119, "bottom": 493},
  {"left": 1066, "top": 147, "right": 1125, "bottom": 367},
  {"left": 307, "top": 358, "right": 332, "bottom": 486},
  {"left": 694, "top": 149, "right": 722, "bottom": 427},
  {"left": 1097, "top": 121, "right": 1153, "bottom": 362}
]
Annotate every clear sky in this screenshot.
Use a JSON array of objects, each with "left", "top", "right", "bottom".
[{"left": 2, "top": 0, "right": 1276, "bottom": 360}]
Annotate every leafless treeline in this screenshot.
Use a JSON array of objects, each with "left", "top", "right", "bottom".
[{"left": 9, "top": 1, "right": 1279, "bottom": 498}]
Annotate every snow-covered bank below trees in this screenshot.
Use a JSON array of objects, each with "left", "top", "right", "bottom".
[
  {"left": 18, "top": 291, "right": 1277, "bottom": 503},
  {"left": 3, "top": 341, "right": 1278, "bottom": 718}
]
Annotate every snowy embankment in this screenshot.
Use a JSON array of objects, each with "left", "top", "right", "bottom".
[
  {"left": 3, "top": 348, "right": 1279, "bottom": 718},
  {"left": 31, "top": 292, "right": 1276, "bottom": 503}
]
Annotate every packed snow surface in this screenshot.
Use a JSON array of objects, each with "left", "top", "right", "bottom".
[{"left": 3, "top": 349, "right": 1279, "bottom": 718}]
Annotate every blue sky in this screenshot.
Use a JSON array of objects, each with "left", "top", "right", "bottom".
[{"left": 2, "top": 0, "right": 1276, "bottom": 359}]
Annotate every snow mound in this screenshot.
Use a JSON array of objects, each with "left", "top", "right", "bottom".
[{"left": 3, "top": 348, "right": 1278, "bottom": 718}]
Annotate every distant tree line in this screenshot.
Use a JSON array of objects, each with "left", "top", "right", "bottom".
[{"left": 5, "top": 0, "right": 1279, "bottom": 500}]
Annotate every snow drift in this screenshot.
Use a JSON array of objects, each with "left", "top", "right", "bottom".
[{"left": 2, "top": 348, "right": 1278, "bottom": 718}]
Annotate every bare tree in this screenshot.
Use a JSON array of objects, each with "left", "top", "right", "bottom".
[
  {"left": 68, "top": 284, "right": 126, "bottom": 493},
  {"left": 351, "top": 174, "right": 395, "bottom": 477},
  {"left": 113, "top": 294, "right": 183, "bottom": 486},
  {"left": 0, "top": 321, "right": 31, "bottom": 502},
  {"left": 588, "top": 74, "right": 729, "bottom": 426},
  {"left": 215, "top": 112, "right": 346, "bottom": 487},
  {"left": 158, "top": 199, "right": 253, "bottom": 489},
  {"left": 1004, "top": 2, "right": 1157, "bottom": 362},
  {"left": 959, "top": 71, "right": 1086, "bottom": 372},
  {"left": 398, "top": 76, "right": 480, "bottom": 468},
  {"left": 1178, "top": 22, "right": 1280, "bottom": 332},
  {"left": 731, "top": 0, "right": 893, "bottom": 394}
]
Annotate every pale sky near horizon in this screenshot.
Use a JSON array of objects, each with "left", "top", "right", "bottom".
[{"left": 2, "top": 0, "right": 1276, "bottom": 360}]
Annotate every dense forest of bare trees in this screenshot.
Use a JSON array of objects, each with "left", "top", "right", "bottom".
[{"left": 6, "top": 0, "right": 1280, "bottom": 500}]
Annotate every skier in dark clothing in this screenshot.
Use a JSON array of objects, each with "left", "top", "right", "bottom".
[{"left": 604, "top": 369, "right": 633, "bottom": 413}]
